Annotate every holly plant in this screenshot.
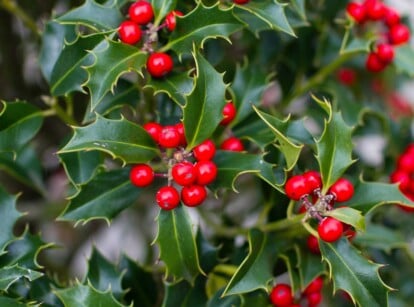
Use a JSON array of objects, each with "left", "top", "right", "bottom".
[{"left": 2, "top": 0, "right": 414, "bottom": 306}]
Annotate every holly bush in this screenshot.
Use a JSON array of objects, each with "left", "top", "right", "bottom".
[{"left": 1, "top": 0, "right": 414, "bottom": 306}]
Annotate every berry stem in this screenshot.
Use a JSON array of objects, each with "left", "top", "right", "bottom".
[
  {"left": 42, "top": 96, "right": 78, "bottom": 126},
  {"left": 260, "top": 213, "right": 305, "bottom": 233}
]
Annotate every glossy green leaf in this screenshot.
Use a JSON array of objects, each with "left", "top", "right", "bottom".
[
  {"left": 315, "top": 99, "right": 355, "bottom": 192},
  {"left": 0, "top": 264, "right": 43, "bottom": 292},
  {"left": 0, "top": 187, "right": 23, "bottom": 254},
  {"left": 0, "top": 297, "right": 28, "bottom": 307},
  {"left": 394, "top": 45, "right": 414, "bottom": 77},
  {"left": 59, "top": 116, "right": 158, "bottom": 165},
  {"left": 240, "top": 290, "right": 271, "bottom": 307},
  {"left": 183, "top": 48, "right": 227, "bottom": 149},
  {"left": 233, "top": 1, "right": 295, "bottom": 36},
  {"left": 56, "top": 0, "right": 123, "bottom": 31},
  {"left": 0, "top": 101, "right": 43, "bottom": 155},
  {"left": 320, "top": 238, "right": 391, "bottom": 307},
  {"left": 85, "top": 40, "right": 147, "bottom": 111},
  {"left": 280, "top": 248, "right": 301, "bottom": 293},
  {"left": 325, "top": 207, "right": 365, "bottom": 231},
  {"left": 253, "top": 106, "right": 304, "bottom": 171},
  {"left": 290, "top": 0, "right": 306, "bottom": 21},
  {"left": 50, "top": 33, "right": 105, "bottom": 96},
  {"left": 86, "top": 248, "right": 124, "bottom": 299},
  {"left": 344, "top": 181, "right": 414, "bottom": 214},
  {"left": 162, "top": 3, "right": 243, "bottom": 56},
  {"left": 162, "top": 276, "right": 207, "bottom": 307},
  {"left": 207, "top": 287, "right": 242, "bottom": 307},
  {"left": 211, "top": 150, "right": 283, "bottom": 193},
  {"left": 54, "top": 282, "right": 125, "bottom": 307},
  {"left": 152, "top": 0, "right": 177, "bottom": 25},
  {"left": 59, "top": 168, "right": 140, "bottom": 224},
  {"left": 299, "top": 249, "right": 325, "bottom": 291},
  {"left": 155, "top": 205, "right": 203, "bottom": 284},
  {"left": 196, "top": 231, "right": 220, "bottom": 274}
]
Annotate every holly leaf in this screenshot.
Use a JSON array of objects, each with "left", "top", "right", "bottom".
[
  {"left": 320, "top": 237, "right": 392, "bottom": 307},
  {"left": 211, "top": 150, "right": 284, "bottom": 193},
  {"left": 162, "top": 3, "right": 243, "bottom": 56},
  {"left": 58, "top": 116, "right": 158, "bottom": 165},
  {"left": 56, "top": 0, "right": 123, "bottom": 31},
  {"left": 280, "top": 248, "right": 301, "bottom": 293},
  {"left": 59, "top": 168, "right": 140, "bottom": 225},
  {"left": 151, "top": 0, "right": 177, "bottom": 25},
  {"left": 85, "top": 40, "right": 147, "bottom": 111},
  {"left": 314, "top": 98, "right": 356, "bottom": 192},
  {"left": 162, "top": 276, "right": 207, "bottom": 307},
  {"left": 155, "top": 205, "right": 204, "bottom": 284},
  {"left": 343, "top": 181, "right": 414, "bottom": 214},
  {"left": 325, "top": 207, "right": 365, "bottom": 231},
  {"left": 183, "top": 48, "right": 227, "bottom": 149},
  {"left": 0, "top": 264, "right": 43, "bottom": 292},
  {"left": 299, "top": 248, "right": 325, "bottom": 291},
  {"left": 54, "top": 282, "right": 125, "bottom": 307},
  {"left": 50, "top": 33, "right": 106, "bottom": 96},
  {"left": 0, "top": 297, "right": 28, "bottom": 306},
  {"left": 253, "top": 106, "right": 304, "bottom": 171},
  {"left": 0, "top": 101, "right": 43, "bottom": 156},
  {"left": 233, "top": 1, "right": 295, "bottom": 36},
  {"left": 394, "top": 45, "right": 414, "bottom": 77}
]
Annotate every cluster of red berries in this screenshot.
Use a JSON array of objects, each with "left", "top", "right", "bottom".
[
  {"left": 117, "top": 1, "right": 183, "bottom": 78},
  {"left": 269, "top": 276, "right": 324, "bottom": 307},
  {"left": 346, "top": 0, "right": 411, "bottom": 73},
  {"left": 285, "top": 171, "right": 355, "bottom": 243},
  {"left": 390, "top": 143, "right": 414, "bottom": 212}
]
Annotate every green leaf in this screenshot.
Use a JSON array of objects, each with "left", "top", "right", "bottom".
[
  {"left": 394, "top": 45, "right": 414, "bottom": 77},
  {"left": 344, "top": 181, "right": 414, "bottom": 214},
  {"left": 183, "top": 48, "right": 227, "bottom": 149},
  {"left": 152, "top": 0, "right": 177, "bottom": 25},
  {"left": 315, "top": 99, "right": 355, "bottom": 192},
  {"left": 0, "top": 101, "right": 43, "bottom": 155},
  {"left": 280, "top": 248, "right": 301, "bottom": 293},
  {"left": 56, "top": 0, "right": 123, "bottom": 31},
  {"left": 196, "top": 230, "right": 220, "bottom": 273},
  {"left": 59, "top": 168, "right": 140, "bottom": 224},
  {"left": 59, "top": 116, "right": 158, "bottom": 165},
  {"left": 86, "top": 248, "right": 124, "bottom": 299},
  {"left": 0, "top": 264, "right": 43, "bottom": 292},
  {"left": 85, "top": 40, "right": 147, "bottom": 111},
  {"left": 240, "top": 290, "right": 271, "bottom": 307},
  {"left": 50, "top": 33, "right": 106, "bottom": 96},
  {"left": 162, "top": 276, "right": 207, "bottom": 307},
  {"left": 155, "top": 205, "right": 203, "bottom": 284},
  {"left": 320, "top": 238, "right": 391, "bottom": 307},
  {"left": 298, "top": 249, "right": 325, "bottom": 291},
  {"left": 233, "top": 1, "right": 295, "bottom": 36},
  {"left": 162, "top": 3, "right": 243, "bottom": 56},
  {"left": 54, "top": 282, "right": 125, "bottom": 307},
  {"left": 290, "top": 0, "right": 306, "bottom": 21},
  {"left": 211, "top": 150, "right": 284, "bottom": 193},
  {"left": 0, "top": 297, "right": 28, "bottom": 307},
  {"left": 207, "top": 287, "right": 242, "bottom": 307},
  {"left": 253, "top": 106, "right": 304, "bottom": 171},
  {"left": 325, "top": 207, "right": 365, "bottom": 231},
  {"left": 0, "top": 187, "right": 23, "bottom": 254}
]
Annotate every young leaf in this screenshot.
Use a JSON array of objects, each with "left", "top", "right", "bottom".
[
  {"left": 183, "top": 48, "right": 227, "bottom": 149},
  {"left": 0, "top": 264, "right": 43, "bottom": 292},
  {"left": 155, "top": 205, "right": 203, "bottom": 284},
  {"left": 85, "top": 40, "right": 147, "bottom": 111},
  {"left": 54, "top": 282, "right": 125, "bottom": 307},
  {"left": 59, "top": 168, "right": 140, "bottom": 225},
  {"left": 320, "top": 238, "right": 392, "bottom": 307},
  {"left": 162, "top": 3, "right": 243, "bottom": 56},
  {"left": 56, "top": 0, "right": 123, "bottom": 31},
  {"left": 253, "top": 106, "right": 304, "bottom": 171},
  {"left": 325, "top": 207, "right": 365, "bottom": 231},
  {"left": 0, "top": 187, "right": 23, "bottom": 254},
  {"left": 211, "top": 150, "right": 284, "bottom": 193},
  {"left": 59, "top": 116, "right": 158, "bottom": 165}
]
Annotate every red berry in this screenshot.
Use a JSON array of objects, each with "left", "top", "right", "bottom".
[
  {"left": 220, "top": 101, "right": 237, "bottom": 125},
  {"left": 307, "top": 291, "right": 322, "bottom": 307},
  {"left": 146, "top": 52, "right": 174, "bottom": 78},
  {"left": 233, "top": 0, "right": 250, "bottom": 4},
  {"left": 175, "top": 122, "right": 186, "bottom": 146},
  {"left": 269, "top": 283, "right": 294, "bottom": 307},
  {"left": 389, "top": 24, "right": 411, "bottom": 45},
  {"left": 155, "top": 186, "right": 180, "bottom": 210},
  {"left": 172, "top": 161, "right": 197, "bottom": 186},
  {"left": 329, "top": 178, "right": 354, "bottom": 202},
  {"left": 336, "top": 68, "right": 356, "bottom": 86},
  {"left": 376, "top": 43, "right": 394, "bottom": 63},
  {"left": 307, "top": 235, "right": 320, "bottom": 255},
  {"left": 143, "top": 122, "right": 162, "bottom": 143},
  {"left": 181, "top": 185, "right": 207, "bottom": 207},
  {"left": 285, "top": 175, "right": 309, "bottom": 201},
  {"left": 303, "top": 170, "right": 322, "bottom": 193},
  {"left": 346, "top": 2, "right": 367, "bottom": 23},
  {"left": 118, "top": 20, "right": 142, "bottom": 45},
  {"left": 365, "top": 52, "right": 387, "bottom": 73},
  {"left": 165, "top": 10, "right": 184, "bottom": 32},
  {"left": 390, "top": 169, "right": 410, "bottom": 192},
  {"left": 193, "top": 139, "right": 216, "bottom": 161},
  {"left": 363, "top": 0, "right": 386, "bottom": 21},
  {"left": 343, "top": 224, "right": 357, "bottom": 241},
  {"left": 303, "top": 276, "right": 324, "bottom": 296},
  {"left": 397, "top": 152, "right": 414, "bottom": 173},
  {"left": 158, "top": 125, "right": 181, "bottom": 148},
  {"left": 129, "top": 1, "right": 154, "bottom": 25},
  {"left": 195, "top": 161, "right": 217, "bottom": 185},
  {"left": 318, "top": 217, "right": 343, "bottom": 243},
  {"left": 220, "top": 137, "right": 245, "bottom": 151},
  {"left": 383, "top": 7, "right": 401, "bottom": 27},
  {"left": 129, "top": 164, "right": 154, "bottom": 187}
]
